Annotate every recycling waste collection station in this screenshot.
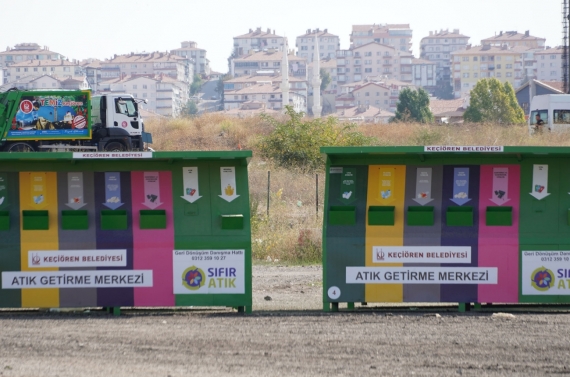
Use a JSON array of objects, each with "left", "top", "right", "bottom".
[
  {"left": 0, "top": 151, "right": 252, "bottom": 313},
  {"left": 321, "top": 146, "right": 570, "bottom": 311}
]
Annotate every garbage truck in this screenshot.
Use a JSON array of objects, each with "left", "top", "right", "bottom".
[{"left": 0, "top": 88, "right": 152, "bottom": 152}]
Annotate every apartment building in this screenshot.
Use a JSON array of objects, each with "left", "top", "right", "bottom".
[
  {"left": 224, "top": 74, "right": 308, "bottom": 99},
  {"left": 535, "top": 46, "right": 563, "bottom": 82},
  {"left": 0, "top": 74, "right": 88, "bottom": 92},
  {"left": 350, "top": 24, "right": 412, "bottom": 53},
  {"left": 5, "top": 59, "right": 83, "bottom": 83},
  {"left": 450, "top": 45, "right": 531, "bottom": 98},
  {"left": 80, "top": 59, "right": 102, "bottom": 93},
  {"left": 100, "top": 52, "right": 192, "bottom": 84},
  {"left": 482, "top": 31, "right": 546, "bottom": 49},
  {"left": 100, "top": 74, "right": 189, "bottom": 117},
  {"left": 335, "top": 105, "right": 394, "bottom": 124},
  {"left": 411, "top": 58, "right": 437, "bottom": 92},
  {"left": 233, "top": 28, "right": 284, "bottom": 57},
  {"left": 171, "top": 41, "right": 211, "bottom": 75},
  {"left": 230, "top": 50, "right": 307, "bottom": 78},
  {"left": 224, "top": 83, "right": 306, "bottom": 113},
  {"left": 0, "top": 43, "right": 64, "bottom": 68},
  {"left": 337, "top": 42, "right": 412, "bottom": 85},
  {"left": 296, "top": 29, "right": 340, "bottom": 62},
  {"left": 419, "top": 29, "right": 470, "bottom": 90},
  {"left": 336, "top": 77, "right": 415, "bottom": 112}
]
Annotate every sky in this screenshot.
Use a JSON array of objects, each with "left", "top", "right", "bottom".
[{"left": 0, "top": 0, "right": 562, "bottom": 73}]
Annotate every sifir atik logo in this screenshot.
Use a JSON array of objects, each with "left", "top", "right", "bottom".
[
  {"left": 531, "top": 267, "right": 555, "bottom": 292},
  {"left": 182, "top": 266, "right": 205, "bottom": 290}
]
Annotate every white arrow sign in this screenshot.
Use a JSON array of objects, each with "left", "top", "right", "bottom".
[
  {"left": 219, "top": 167, "right": 239, "bottom": 202},
  {"left": 66, "top": 172, "right": 87, "bottom": 210},
  {"left": 530, "top": 164, "right": 550, "bottom": 200},
  {"left": 181, "top": 167, "right": 202, "bottom": 203},
  {"left": 412, "top": 167, "right": 434, "bottom": 206}
]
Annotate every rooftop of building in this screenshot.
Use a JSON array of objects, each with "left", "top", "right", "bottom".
[
  {"left": 412, "top": 58, "right": 436, "bottom": 65},
  {"left": 421, "top": 29, "right": 470, "bottom": 41},
  {"left": 225, "top": 74, "right": 306, "bottom": 84},
  {"left": 226, "top": 83, "right": 282, "bottom": 95},
  {"left": 349, "top": 41, "right": 397, "bottom": 51},
  {"left": 234, "top": 50, "right": 306, "bottom": 62},
  {"left": 336, "top": 105, "right": 395, "bottom": 118},
  {"left": 352, "top": 24, "right": 411, "bottom": 32},
  {"left": 234, "top": 27, "right": 283, "bottom": 39},
  {"left": 429, "top": 98, "right": 466, "bottom": 116},
  {"left": 8, "top": 59, "right": 80, "bottom": 67},
  {"left": 451, "top": 44, "right": 532, "bottom": 55},
  {"left": 482, "top": 31, "right": 546, "bottom": 43},
  {"left": 104, "top": 52, "right": 186, "bottom": 64},
  {"left": 297, "top": 28, "right": 338, "bottom": 38},
  {"left": 535, "top": 46, "right": 563, "bottom": 55},
  {"left": 0, "top": 43, "right": 62, "bottom": 55}
]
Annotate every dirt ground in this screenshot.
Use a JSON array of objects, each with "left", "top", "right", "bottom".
[{"left": 1, "top": 265, "right": 570, "bottom": 377}]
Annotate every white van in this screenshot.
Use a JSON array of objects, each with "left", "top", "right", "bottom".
[{"left": 528, "top": 94, "right": 570, "bottom": 134}]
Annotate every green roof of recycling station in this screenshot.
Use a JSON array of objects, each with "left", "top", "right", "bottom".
[
  {"left": 321, "top": 146, "right": 570, "bottom": 158},
  {"left": 0, "top": 150, "right": 252, "bottom": 162}
]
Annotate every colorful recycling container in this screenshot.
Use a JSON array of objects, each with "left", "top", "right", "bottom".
[{"left": 321, "top": 146, "right": 570, "bottom": 311}]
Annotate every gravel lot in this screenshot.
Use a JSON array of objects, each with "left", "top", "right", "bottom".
[{"left": 1, "top": 265, "right": 570, "bottom": 376}]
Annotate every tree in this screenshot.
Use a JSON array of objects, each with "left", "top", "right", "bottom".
[
  {"left": 181, "top": 100, "right": 198, "bottom": 117},
  {"left": 393, "top": 87, "right": 434, "bottom": 123},
  {"left": 190, "top": 74, "right": 203, "bottom": 96},
  {"left": 257, "top": 106, "right": 375, "bottom": 172},
  {"left": 463, "top": 78, "right": 525, "bottom": 124},
  {"left": 215, "top": 74, "right": 232, "bottom": 110},
  {"left": 320, "top": 68, "right": 331, "bottom": 92}
]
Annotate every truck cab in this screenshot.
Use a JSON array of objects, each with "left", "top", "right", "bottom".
[
  {"left": 528, "top": 94, "right": 570, "bottom": 134},
  {"left": 92, "top": 94, "right": 147, "bottom": 151}
]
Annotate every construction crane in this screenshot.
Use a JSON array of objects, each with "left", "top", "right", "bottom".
[{"left": 562, "top": 0, "right": 570, "bottom": 94}]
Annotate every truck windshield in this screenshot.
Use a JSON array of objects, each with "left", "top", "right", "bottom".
[
  {"left": 530, "top": 110, "right": 548, "bottom": 125},
  {"left": 115, "top": 98, "right": 137, "bottom": 117},
  {"left": 554, "top": 110, "right": 570, "bottom": 124}
]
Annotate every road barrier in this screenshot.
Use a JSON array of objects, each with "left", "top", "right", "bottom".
[
  {"left": 0, "top": 151, "right": 252, "bottom": 314},
  {"left": 321, "top": 146, "right": 570, "bottom": 311}
]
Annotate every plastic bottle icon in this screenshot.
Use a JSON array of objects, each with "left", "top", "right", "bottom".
[{"left": 225, "top": 184, "right": 235, "bottom": 196}]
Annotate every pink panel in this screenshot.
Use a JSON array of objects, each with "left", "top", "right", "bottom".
[
  {"left": 132, "top": 171, "right": 175, "bottom": 306},
  {"left": 478, "top": 165, "right": 520, "bottom": 303}
]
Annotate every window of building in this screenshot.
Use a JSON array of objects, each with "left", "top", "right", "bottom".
[
  {"left": 365, "top": 92, "right": 370, "bottom": 96},
  {"left": 133, "top": 85, "right": 137, "bottom": 89},
  {"left": 473, "top": 73, "right": 478, "bottom": 78},
  {"left": 365, "top": 52, "right": 372, "bottom": 57},
  {"left": 365, "top": 68, "right": 372, "bottom": 73},
  {"left": 497, "top": 64, "right": 502, "bottom": 69},
  {"left": 463, "top": 83, "right": 470, "bottom": 87},
  {"left": 496, "top": 72, "right": 502, "bottom": 78},
  {"left": 462, "top": 73, "right": 469, "bottom": 78},
  {"left": 506, "top": 72, "right": 512, "bottom": 77},
  {"left": 375, "top": 100, "right": 380, "bottom": 105},
  {"left": 473, "top": 57, "right": 478, "bottom": 61},
  {"left": 551, "top": 55, "right": 557, "bottom": 59},
  {"left": 551, "top": 71, "right": 557, "bottom": 75},
  {"left": 33, "top": 68, "right": 38, "bottom": 72},
  {"left": 506, "top": 64, "right": 512, "bottom": 69},
  {"left": 24, "top": 68, "right": 28, "bottom": 72}
]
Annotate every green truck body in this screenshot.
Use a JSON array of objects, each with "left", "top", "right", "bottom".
[{"left": 0, "top": 89, "right": 151, "bottom": 152}]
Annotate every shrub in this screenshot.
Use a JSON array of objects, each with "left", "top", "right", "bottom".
[{"left": 257, "top": 106, "right": 375, "bottom": 172}]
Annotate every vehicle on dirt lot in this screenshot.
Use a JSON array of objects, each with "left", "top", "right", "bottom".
[
  {"left": 528, "top": 94, "right": 570, "bottom": 134},
  {"left": 0, "top": 88, "right": 152, "bottom": 152}
]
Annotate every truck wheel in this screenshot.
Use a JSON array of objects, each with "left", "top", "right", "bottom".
[
  {"left": 104, "top": 142, "right": 126, "bottom": 152},
  {"left": 5, "top": 142, "right": 35, "bottom": 152}
]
